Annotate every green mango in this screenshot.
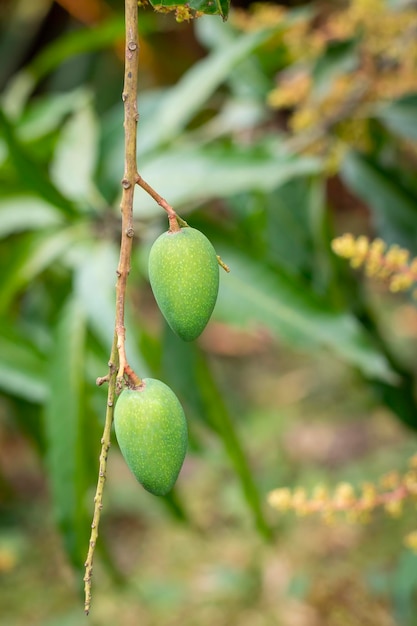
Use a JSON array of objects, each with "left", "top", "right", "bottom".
[
  {"left": 148, "top": 227, "right": 219, "bottom": 341},
  {"left": 114, "top": 378, "right": 188, "bottom": 496}
]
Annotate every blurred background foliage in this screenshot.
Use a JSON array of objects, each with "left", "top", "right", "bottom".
[{"left": 2, "top": 0, "right": 417, "bottom": 624}]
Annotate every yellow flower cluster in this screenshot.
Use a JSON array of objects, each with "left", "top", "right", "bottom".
[
  {"left": 235, "top": 0, "right": 417, "bottom": 162},
  {"left": 149, "top": 3, "right": 202, "bottom": 21},
  {"left": 268, "top": 455, "right": 417, "bottom": 551},
  {"left": 331, "top": 233, "right": 417, "bottom": 294}
]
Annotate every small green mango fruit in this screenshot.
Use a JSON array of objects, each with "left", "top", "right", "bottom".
[
  {"left": 148, "top": 227, "right": 219, "bottom": 341},
  {"left": 114, "top": 378, "right": 187, "bottom": 496}
]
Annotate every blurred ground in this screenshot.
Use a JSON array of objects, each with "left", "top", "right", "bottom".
[{"left": 1, "top": 325, "right": 417, "bottom": 626}]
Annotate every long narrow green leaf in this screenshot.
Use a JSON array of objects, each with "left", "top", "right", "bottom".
[
  {"left": 134, "top": 145, "right": 321, "bottom": 217},
  {"left": 0, "top": 108, "right": 77, "bottom": 216},
  {"left": 0, "top": 196, "right": 63, "bottom": 239},
  {"left": 0, "top": 319, "right": 47, "bottom": 403},
  {"left": 341, "top": 151, "right": 417, "bottom": 253},
  {"left": 0, "top": 226, "right": 83, "bottom": 314},
  {"left": 17, "top": 89, "right": 90, "bottom": 142},
  {"left": 50, "top": 102, "right": 99, "bottom": 202},
  {"left": 376, "top": 94, "right": 417, "bottom": 141},
  {"left": 162, "top": 329, "right": 271, "bottom": 538},
  {"left": 215, "top": 249, "right": 398, "bottom": 384},
  {"left": 137, "top": 26, "right": 281, "bottom": 154},
  {"left": 28, "top": 17, "right": 125, "bottom": 84},
  {"left": 74, "top": 241, "right": 148, "bottom": 375},
  {"left": 44, "top": 296, "right": 90, "bottom": 569}
]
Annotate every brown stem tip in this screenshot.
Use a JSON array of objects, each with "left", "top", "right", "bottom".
[{"left": 217, "top": 255, "right": 230, "bottom": 273}]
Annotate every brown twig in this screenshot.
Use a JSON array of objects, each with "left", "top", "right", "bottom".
[
  {"left": 84, "top": 0, "right": 141, "bottom": 613},
  {"left": 84, "top": 336, "right": 119, "bottom": 615},
  {"left": 216, "top": 255, "right": 231, "bottom": 273},
  {"left": 136, "top": 174, "right": 180, "bottom": 232}
]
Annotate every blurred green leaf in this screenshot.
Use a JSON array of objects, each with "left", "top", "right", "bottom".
[
  {"left": 376, "top": 93, "right": 417, "bottom": 141},
  {"left": 162, "top": 329, "right": 271, "bottom": 538},
  {"left": 44, "top": 295, "right": 90, "bottom": 569},
  {"left": 392, "top": 551, "right": 417, "bottom": 624},
  {"left": 341, "top": 150, "right": 417, "bottom": 252},
  {"left": 0, "top": 319, "right": 47, "bottom": 403},
  {"left": 0, "top": 196, "right": 63, "bottom": 239},
  {"left": 28, "top": 17, "right": 125, "bottom": 85},
  {"left": 51, "top": 101, "right": 99, "bottom": 202},
  {"left": 0, "top": 226, "right": 84, "bottom": 314},
  {"left": 312, "top": 37, "right": 358, "bottom": 98},
  {"left": 74, "top": 240, "right": 148, "bottom": 376},
  {"left": 137, "top": 26, "right": 280, "bottom": 154},
  {"left": 265, "top": 176, "right": 334, "bottom": 296},
  {"left": 195, "top": 17, "right": 271, "bottom": 99},
  {"left": 214, "top": 249, "right": 398, "bottom": 383},
  {"left": 74, "top": 242, "right": 119, "bottom": 348},
  {"left": 17, "top": 89, "right": 90, "bottom": 141},
  {"left": 0, "top": 0, "right": 51, "bottom": 88},
  {"left": 134, "top": 145, "right": 321, "bottom": 217},
  {"left": 0, "top": 108, "right": 77, "bottom": 216},
  {"left": 265, "top": 179, "right": 316, "bottom": 278}
]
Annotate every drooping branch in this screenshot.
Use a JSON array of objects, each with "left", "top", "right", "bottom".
[
  {"left": 136, "top": 174, "right": 180, "bottom": 232},
  {"left": 84, "top": 336, "right": 119, "bottom": 615}
]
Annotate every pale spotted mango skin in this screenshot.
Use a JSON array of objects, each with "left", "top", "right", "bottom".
[
  {"left": 148, "top": 227, "right": 219, "bottom": 341},
  {"left": 114, "top": 379, "right": 188, "bottom": 496}
]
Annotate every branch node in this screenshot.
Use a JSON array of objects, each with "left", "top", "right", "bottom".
[
  {"left": 96, "top": 375, "right": 110, "bottom": 386},
  {"left": 121, "top": 178, "right": 131, "bottom": 189}
]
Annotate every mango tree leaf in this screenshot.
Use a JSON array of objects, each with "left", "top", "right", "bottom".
[
  {"left": 162, "top": 329, "right": 271, "bottom": 538},
  {"left": 17, "top": 89, "right": 90, "bottom": 142},
  {"left": 134, "top": 145, "right": 321, "bottom": 217},
  {"left": 376, "top": 93, "right": 417, "bottom": 141},
  {"left": 74, "top": 241, "right": 148, "bottom": 376},
  {"left": 0, "top": 108, "right": 77, "bottom": 216},
  {"left": 137, "top": 26, "right": 280, "bottom": 154},
  {"left": 2, "top": 14, "right": 160, "bottom": 113},
  {"left": 44, "top": 296, "right": 90, "bottom": 569},
  {"left": 341, "top": 150, "right": 417, "bottom": 253},
  {"left": 0, "top": 196, "right": 64, "bottom": 239},
  {"left": 392, "top": 551, "right": 417, "bottom": 624},
  {"left": 0, "top": 318, "right": 47, "bottom": 403},
  {"left": 312, "top": 38, "right": 359, "bottom": 98},
  {"left": 27, "top": 17, "right": 125, "bottom": 84},
  {"left": 51, "top": 101, "right": 99, "bottom": 202},
  {"left": 195, "top": 17, "right": 271, "bottom": 99},
  {"left": 0, "top": 226, "right": 84, "bottom": 314},
  {"left": 214, "top": 249, "right": 398, "bottom": 384},
  {"left": 0, "top": 0, "right": 50, "bottom": 88}
]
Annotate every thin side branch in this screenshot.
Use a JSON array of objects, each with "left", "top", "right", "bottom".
[
  {"left": 136, "top": 174, "right": 180, "bottom": 232},
  {"left": 84, "top": 336, "right": 119, "bottom": 615}
]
